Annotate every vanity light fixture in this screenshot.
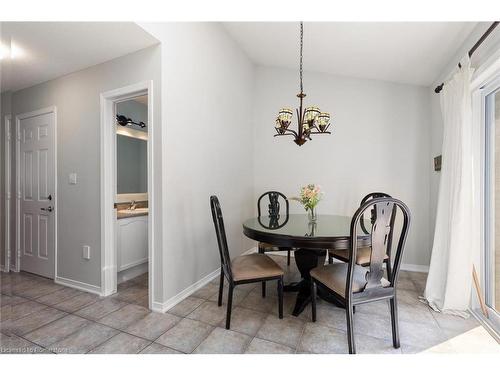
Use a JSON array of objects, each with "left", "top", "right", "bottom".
[{"left": 116, "top": 114, "right": 146, "bottom": 128}]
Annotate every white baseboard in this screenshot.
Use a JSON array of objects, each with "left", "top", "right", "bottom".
[
  {"left": 152, "top": 267, "right": 220, "bottom": 313},
  {"left": 117, "top": 262, "right": 148, "bottom": 284},
  {"left": 152, "top": 247, "right": 256, "bottom": 313},
  {"left": 0, "top": 265, "right": 7, "bottom": 273},
  {"left": 55, "top": 276, "right": 102, "bottom": 296}
]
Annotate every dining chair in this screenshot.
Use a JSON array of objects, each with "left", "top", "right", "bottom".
[
  {"left": 257, "top": 191, "right": 294, "bottom": 297},
  {"left": 310, "top": 197, "right": 411, "bottom": 354},
  {"left": 328, "top": 192, "right": 395, "bottom": 280},
  {"left": 257, "top": 191, "right": 293, "bottom": 265},
  {"left": 210, "top": 195, "right": 284, "bottom": 329}
]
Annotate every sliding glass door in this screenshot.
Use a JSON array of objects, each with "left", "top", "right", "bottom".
[{"left": 483, "top": 81, "right": 500, "bottom": 331}]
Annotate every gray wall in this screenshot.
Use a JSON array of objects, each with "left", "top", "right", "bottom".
[
  {"left": 140, "top": 23, "right": 256, "bottom": 304},
  {"left": 253, "top": 66, "right": 433, "bottom": 267},
  {"left": 9, "top": 45, "right": 162, "bottom": 300}
]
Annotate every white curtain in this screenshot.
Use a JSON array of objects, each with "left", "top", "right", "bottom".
[{"left": 424, "top": 55, "right": 474, "bottom": 318}]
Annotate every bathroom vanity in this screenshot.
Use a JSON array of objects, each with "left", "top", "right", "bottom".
[{"left": 116, "top": 206, "right": 148, "bottom": 281}]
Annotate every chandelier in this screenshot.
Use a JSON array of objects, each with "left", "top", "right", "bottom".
[{"left": 274, "top": 22, "right": 331, "bottom": 146}]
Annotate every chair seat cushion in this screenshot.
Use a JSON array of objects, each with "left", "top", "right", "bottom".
[
  {"left": 329, "top": 247, "right": 388, "bottom": 266},
  {"left": 310, "top": 263, "right": 390, "bottom": 297},
  {"left": 231, "top": 253, "right": 284, "bottom": 282}
]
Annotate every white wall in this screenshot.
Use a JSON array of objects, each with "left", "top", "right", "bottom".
[
  {"left": 9, "top": 45, "right": 163, "bottom": 300},
  {"left": 139, "top": 23, "right": 256, "bottom": 306},
  {"left": 253, "top": 66, "right": 432, "bottom": 267}
]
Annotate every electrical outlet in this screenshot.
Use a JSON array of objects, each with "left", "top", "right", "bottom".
[{"left": 82, "top": 245, "right": 90, "bottom": 260}]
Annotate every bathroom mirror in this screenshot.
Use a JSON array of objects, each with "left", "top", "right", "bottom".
[{"left": 115, "top": 96, "right": 148, "bottom": 194}]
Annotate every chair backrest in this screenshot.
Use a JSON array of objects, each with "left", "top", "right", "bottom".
[
  {"left": 210, "top": 195, "right": 233, "bottom": 280},
  {"left": 359, "top": 192, "right": 392, "bottom": 234},
  {"left": 257, "top": 191, "right": 289, "bottom": 219},
  {"left": 347, "top": 197, "right": 411, "bottom": 296}
]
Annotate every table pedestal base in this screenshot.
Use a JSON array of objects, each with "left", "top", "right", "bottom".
[{"left": 285, "top": 248, "right": 344, "bottom": 316}]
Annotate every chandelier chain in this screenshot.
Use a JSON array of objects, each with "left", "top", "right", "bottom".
[{"left": 300, "top": 21, "right": 303, "bottom": 94}]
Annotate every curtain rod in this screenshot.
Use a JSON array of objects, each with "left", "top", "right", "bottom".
[{"left": 434, "top": 22, "right": 499, "bottom": 94}]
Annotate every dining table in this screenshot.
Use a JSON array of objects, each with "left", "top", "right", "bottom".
[{"left": 242, "top": 213, "right": 371, "bottom": 316}]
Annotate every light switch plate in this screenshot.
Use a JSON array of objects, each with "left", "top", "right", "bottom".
[
  {"left": 69, "top": 173, "right": 77, "bottom": 185},
  {"left": 82, "top": 245, "right": 90, "bottom": 260}
]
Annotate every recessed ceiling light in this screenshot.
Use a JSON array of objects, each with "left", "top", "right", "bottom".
[
  {"left": 0, "top": 43, "right": 10, "bottom": 60},
  {"left": 10, "top": 43, "right": 25, "bottom": 59},
  {"left": 0, "top": 42, "right": 25, "bottom": 60}
]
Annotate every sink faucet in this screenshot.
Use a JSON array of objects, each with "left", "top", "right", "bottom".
[{"left": 129, "top": 200, "right": 137, "bottom": 210}]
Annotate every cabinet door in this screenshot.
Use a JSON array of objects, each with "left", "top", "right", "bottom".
[{"left": 117, "top": 217, "right": 148, "bottom": 271}]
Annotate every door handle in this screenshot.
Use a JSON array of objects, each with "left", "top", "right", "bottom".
[{"left": 41, "top": 206, "right": 54, "bottom": 212}]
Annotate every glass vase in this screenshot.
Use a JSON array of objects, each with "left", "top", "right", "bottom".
[{"left": 308, "top": 207, "right": 317, "bottom": 223}]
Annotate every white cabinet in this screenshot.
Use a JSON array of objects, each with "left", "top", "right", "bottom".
[{"left": 117, "top": 215, "right": 148, "bottom": 271}]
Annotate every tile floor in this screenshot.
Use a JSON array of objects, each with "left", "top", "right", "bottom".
[{"left": 0, "top": 254, "right": 494, "bottom": 354}]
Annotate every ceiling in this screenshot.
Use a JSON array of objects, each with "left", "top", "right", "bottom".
[
  {"left": 222, "top": 22, "right": 478, "bottom": 86},
  {"left": 1, "top": 22, "right": 159, "bottom": 92}
]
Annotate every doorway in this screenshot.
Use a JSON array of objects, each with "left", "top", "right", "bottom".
[
  {"left": 15, "top": 107, "right": 57, "bottom": 279},
  {"left": 483, "top": 78, "right": 500, "bottom": 336},
  {"left": 100, "top": 81, "right": 154, "bottom": 310}
]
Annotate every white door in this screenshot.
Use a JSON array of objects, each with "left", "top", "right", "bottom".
[{"left": 18, "top": 109, "right": 56, "bottom": 278}]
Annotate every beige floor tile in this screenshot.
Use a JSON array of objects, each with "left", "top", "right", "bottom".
[
  {"left": 9, "top": 307, "right": 67, "bottom": 336},
  {"left": 3, "top": 295, "right": 29, "bottom": 306},
  {"left": 1, "top": 333, "right": 49, "bottom": 354},
  {"left": 245, "top": 337, "right": 294, "bottom": 354},
  {"left": 191, "top": 283, "right": 220, "bottom": 299},
  {"left": 399, "top": 320, "right": 448, "bottom": 348},
  {"left": 98, "top": 304, "right": 150, "bottom": 330},
  {"left": 11, "top": 300, "right": 48, "bottom": 320},
  {"left": 187, "top": 301, "right": 227, "bottom": 326},
  {"left": 430, "top": 310, "right": 479, "bottom": 333},
  {"left": 208, "top": 287, "right": 250, "bottom": 306},
  {"left": 49, "top": 322, "right": 118, "bottom": 353},
  {"left": 300, "top": 303, "right": 346, "bottom": 330},
  {"left": 398, "top": 301, "right": 438, "bottom": 326},
  {"left": 168, "top": 296, "right": 205, "bottom": 317},
  {"left": 193, "top": 327, "right": 252, "bottom": 354},
  {"left": 0, "top": 295, "right": 11, "bottom": 307},
  {"left": 218, "top": 306, "right": 267, "bottom": 336},
  {"left": 53, "top": 293, "right": 100, "bottom": 313},
  {"left": 0, "top": 305, "right": 11, "bottom": 322},
  {"left": 155, "top": 318, "right": 214, "bottom": 353},
  {"left": 124, "top": 312, "right": 181, "bottom": 340},
  {"left": 351, "top": 312, "right": 394, "bottom": 341},
  {"left": 24, "top": 314, "right": 91, "bottom": 347},
  {"left": 356, "top": 333, "right": 402, "bottom": 354},
  {"left": 19, "top": 283, "right": 65, "bottom": 300},
  {"left": 75, "top": 298, "right": 128, "bottom": 320},
  {"left": 140, "top": 342, "right": 183, "bottom": 354},
  {"left": 36, "top": 287, "right": 84, "bottom": 306},
  {"left": 113, "top": 285, "right": 148, "bottom": 304},
  {"left": 239, "top": 290, "right": 278, "bottom": 313},
  {"left": 256, "top": 315, "right": 305, "bottom": 348},
  {"left": 89, "top": 332, "right": 151, "bottom": 354},
  {"left": 297, "top": 322, "right": 348, "bottom": 354}
]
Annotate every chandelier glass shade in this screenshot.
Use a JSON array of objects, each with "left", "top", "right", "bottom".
[{"left": 274, "top": 22, "right": 332, "bottom": 146}]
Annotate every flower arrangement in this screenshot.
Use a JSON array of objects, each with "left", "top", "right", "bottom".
[{"left": 290, "top": 184, "right": 323, "bottom": 221}]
